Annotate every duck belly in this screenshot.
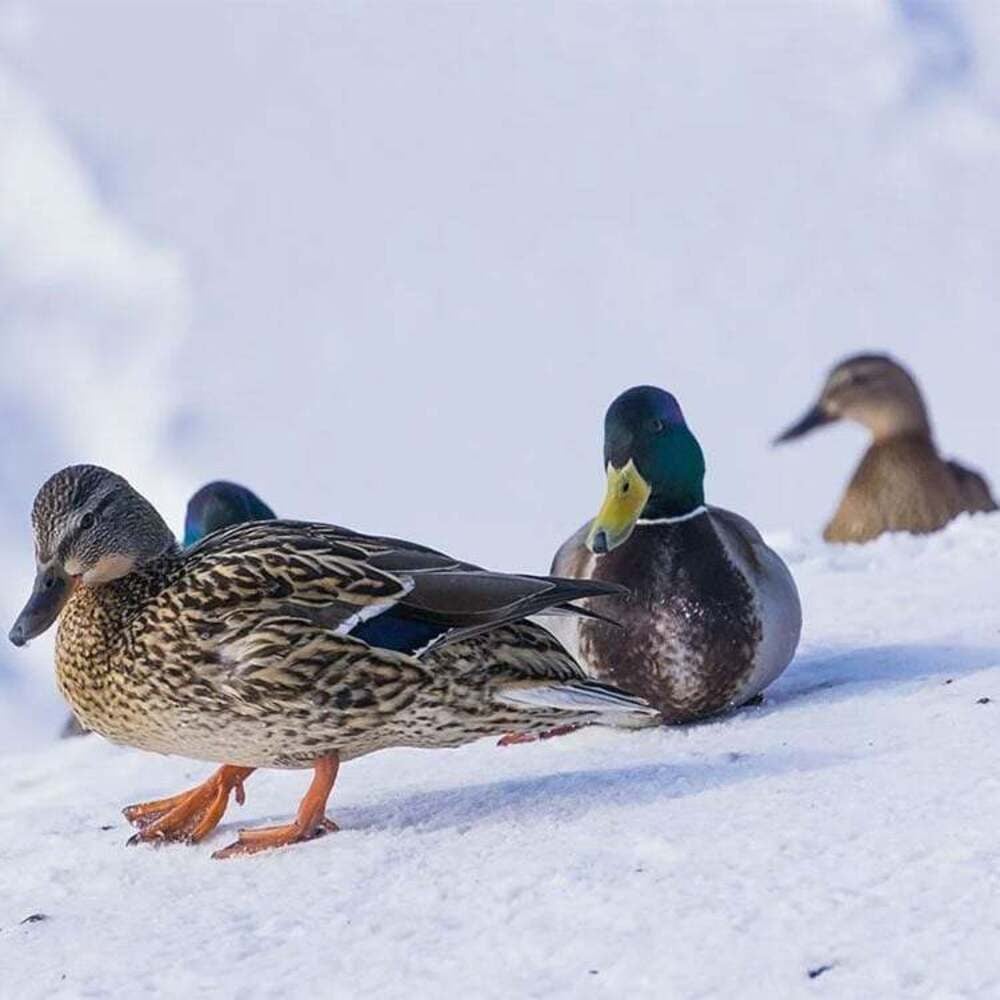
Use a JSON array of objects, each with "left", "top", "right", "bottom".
[{"left": 56, "top": 667, "right": 346, "bottom": 769}]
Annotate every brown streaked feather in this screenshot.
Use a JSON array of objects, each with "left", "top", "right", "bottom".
[{"left": 187, "top": 519, "right": 623, "bottom": 650}]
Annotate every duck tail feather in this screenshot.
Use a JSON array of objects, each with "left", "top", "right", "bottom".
[{"left": 495, "top": 679, "right": 660, "bottom": 726}]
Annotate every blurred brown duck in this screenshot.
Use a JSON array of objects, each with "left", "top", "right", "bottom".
[{"left": 775, "top": 353, "right": 996, "bottom": 544}]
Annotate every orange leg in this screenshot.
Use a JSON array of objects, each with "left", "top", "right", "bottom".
[
  {"left": 497, "top": 723, "right": 582, "bottom": 747},
  {"left": 123, "top": 765, "right": 256, "bottom": 846},
  {"left": 213, "top": 754, "right": 341, "bottom": 860}
]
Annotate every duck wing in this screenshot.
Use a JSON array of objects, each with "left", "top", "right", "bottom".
[
  {"left": 183, "top": 519, "right": 623, "bottom": 657},
  {"left": 946, "top": 460, "right": 998, "bottom": 514}
]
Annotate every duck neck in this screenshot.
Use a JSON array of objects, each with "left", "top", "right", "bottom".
[
  {"left": 64, "top": 545, "right": 184, "bottom": 633},
  {"left": 641, "top": 482, "right": 706, "bottom": 520},
  {"left": 633, "top": 423, "right": 707, "bottom": 520},
  {"left": 859, "top": 391, "right": 933, "bottom": 445}
]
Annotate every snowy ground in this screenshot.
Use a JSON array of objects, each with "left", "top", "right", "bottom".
[{"left": 2, "top": 513, "right": 999, "bottom": 999}]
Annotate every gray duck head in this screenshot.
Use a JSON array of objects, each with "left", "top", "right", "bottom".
[{"left": 9, "top": 465, "right": 176, "bottom": 647}]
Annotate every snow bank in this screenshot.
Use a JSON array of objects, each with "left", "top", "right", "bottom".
[
  {"left": 0, "top": 61, "right": 191, "bottom": 745},
  {"left": 0, "top": 513, "right": 998, "bottom": 998}
]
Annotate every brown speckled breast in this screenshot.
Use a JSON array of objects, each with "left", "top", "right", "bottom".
[{"left": 579, "top": 516, "right": 761, "bottom": 723}]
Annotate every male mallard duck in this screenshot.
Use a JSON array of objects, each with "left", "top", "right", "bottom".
[
  {"left": 551, "top": 386, "right": 802, "bottom": 723},
  {"left": 60, "top": 480, "right": 278, "bottom": 739},
  {"left": 10, "top": 465, "right": 656, "bottom": 858},
  {"left": 775, "top": 353, "right": 997, "bottom": 544}
]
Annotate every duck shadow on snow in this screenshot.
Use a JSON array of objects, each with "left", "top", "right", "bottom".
[
  {"left": 766, "top": 641, "right": 1000, "bottom": 709},
  {"left": 224, "top": 746, "right": 849, "bottom": 838},
  {"left": 326, "top": 642, "right": 996, "bottom": 835}
]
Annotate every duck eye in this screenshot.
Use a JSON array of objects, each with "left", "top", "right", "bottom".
[
  {"left": 79, "top": 512, "right": 95, "bottom": 530},
  {"left": 650, "top": 418, "right": 665, "bottom": 433}
]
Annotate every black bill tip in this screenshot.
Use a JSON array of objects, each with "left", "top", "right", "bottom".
[
  {"left": 773, "top": 404, "right": 834, "bottom": 445},
  {"left": 590, "top": 530, "right": 610, "bottom": 555},
  {"left": 9, "top": 569, "right": 72, "bottom": 647}
]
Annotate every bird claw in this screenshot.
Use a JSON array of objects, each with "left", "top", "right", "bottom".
[
  {"left": 122, "top": 765, "right": 255, "bottom": 846},
  {"left": 212, "top": 816, "right": 339, "bottom": 860}
]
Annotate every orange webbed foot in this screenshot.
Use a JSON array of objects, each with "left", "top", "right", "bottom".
[
  {"left": 213, "top": 754, "right": 341, "bottom": 861},
  {"left": 212, "top": 816, "right": 339, "bottom": 859},
  {"left": 123, "top": 765, "right": 255, "bottom": 846}
]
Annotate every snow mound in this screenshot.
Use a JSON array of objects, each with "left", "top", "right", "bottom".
[
  {"left": 0, "top": 513, "right": 998, "bottom": 998},
  {"left": 0, "top": 62, "right": 191, "bottom": 744}
]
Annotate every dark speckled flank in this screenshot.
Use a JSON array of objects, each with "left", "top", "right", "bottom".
[{"left": 580, "top": 516, "right": 760, "bottom": 723}]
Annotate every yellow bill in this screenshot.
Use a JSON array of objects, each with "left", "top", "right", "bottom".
[{"left": 586, "top": 460, "right": 651, "bottom": 554}]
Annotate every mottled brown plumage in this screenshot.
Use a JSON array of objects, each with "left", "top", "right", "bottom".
[
  {"left": 776, "top": 353, "right": 997, "bottom": 544},
  {"left": 11, "top": 465, "right": 657, "bottom": 856}
]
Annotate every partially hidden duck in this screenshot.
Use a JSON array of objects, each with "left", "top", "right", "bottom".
[
  {"left": 183, "top": 480, "right": 276, "bottom": 547},
  {"left": 13, "top": 465, "right": 657, "bottom": 857},
  {"left": 552, "top": 385, "right": 802, "bottom": 723},
  {"left": 775, "top": 353, "right": 996, "bottom": 544}
]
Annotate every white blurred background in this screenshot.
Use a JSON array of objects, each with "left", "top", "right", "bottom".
[{"left": 1, "top": 0, "right": 998, "bottom": 744}]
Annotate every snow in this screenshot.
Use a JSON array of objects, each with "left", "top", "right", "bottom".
[
  {"left": 1, "top": 1, "right": 1000, "bottom": 995},
  {"left": 2, "top": 513, "right": 999, "bottom": 998}
]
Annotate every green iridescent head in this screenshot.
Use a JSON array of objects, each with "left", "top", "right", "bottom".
[
  {"left": 183, "top": 481, "right": 276, "bottom": 546},
  {"left": 587, "top": 386, "right": 705, "bottom": 554}
]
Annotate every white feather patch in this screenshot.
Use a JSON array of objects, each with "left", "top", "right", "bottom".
[
  {"left": 495, "top": 682, "right": 658, "bottom": 717},
  {"left": 333, "top": 575, "right": 416, "bottom": 637}
]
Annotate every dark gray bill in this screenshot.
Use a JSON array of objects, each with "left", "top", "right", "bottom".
[
  {"left": 9, "top": 567, "right": 73, "bottom": 647},
  {"left": 773, "top": 404, "right": 834, "bottom": 445}
]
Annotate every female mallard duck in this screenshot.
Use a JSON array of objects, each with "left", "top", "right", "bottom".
[
  {"left": 10, "top": 465, "right": 657, "bottom": 858},
  {"left": 61, "top": 480, "right": 278, "bottom": 739},
  {"left": 775, "top": 353, "right": 997, "bottom": 544},
  {"left": 551, "top": 386, "right": 802, "bottom": 723}
]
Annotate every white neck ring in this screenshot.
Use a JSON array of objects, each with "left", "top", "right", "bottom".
[{"left": 636, "top": 505, "right": 708, "bottom": 526}]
